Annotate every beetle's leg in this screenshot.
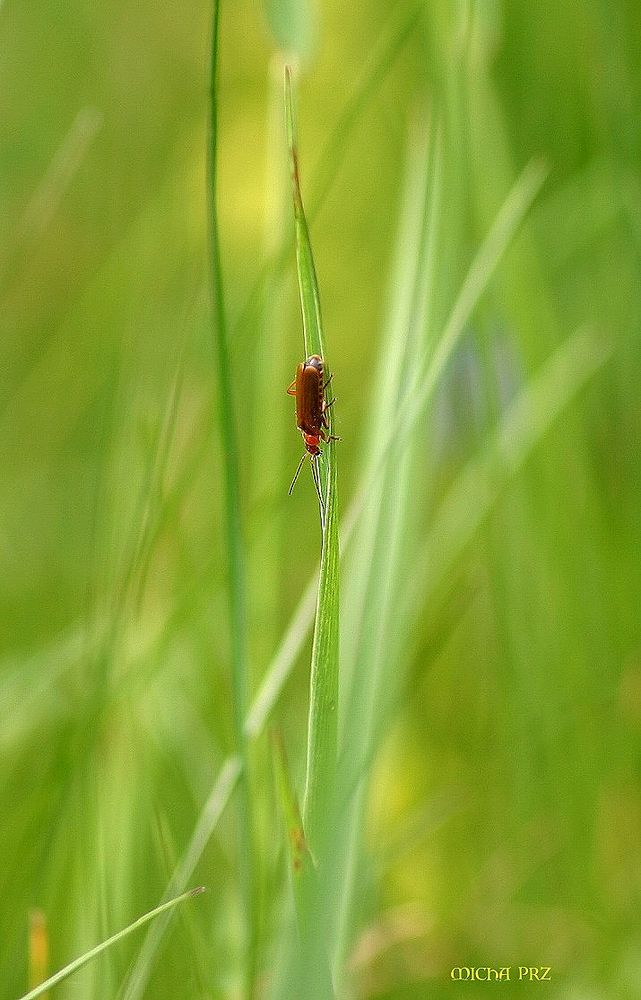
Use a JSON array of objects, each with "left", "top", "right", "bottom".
[
  {"left": 322, "top": 372, "right": 334, "bottom": 391},
  {"left": 321, "top": 398, "right": 336, "bottom": 428},
  {"left": 286, "top": 380, "right": 297, "bottom": 396}
]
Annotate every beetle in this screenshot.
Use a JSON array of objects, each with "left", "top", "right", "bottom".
[{"left": 287, "top": 354, "right": 337, "bottom": 501}]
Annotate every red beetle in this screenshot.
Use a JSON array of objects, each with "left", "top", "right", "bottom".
[{"left": 287, "top": 354, "right": 336, "bottom": 500}]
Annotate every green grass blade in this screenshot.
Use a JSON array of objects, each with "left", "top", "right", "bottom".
[
  {"left": 309, "top": 3, "right": 421, "bottom": 221},
  {"left": 271, "top": 731, "right": 335, "bottom": 998},
  {"left": 412, "top": 326, "right": 612, "bottom": 604},
  {"left": 117, "top": 314, "right": 598, "bottom": 995},
  {"left": 119, "top": 758, "right": 241, "bottom": 1000},
  {"left": 120, "top": 158, "right": 548, "bottom": 989},
  {"left": 272, "top": 732, "right": 315, "bottom": 908},
  {"left": 245, "top": 577, "right": 320, "bottom": 739},
  {"left": 121, "top": 155, "right": 548, "bottom": 991},
  {"left": 232, "top": 5, "right": 418, "bottom": 347},
  {"left": 209, "top": 0, "right": 248, "bottom": 766},
  {"left": 16, "top": 889, "right": 205, "bottom": 1000},
  {"left": 118, "top": 309, "right": 596, "bottom": 998},
  {"left": 330, "top": 147, "right": 548, "bottom": 982},
  {"left": 208, "top": 1, "right": 256, "bottom": 994},
  {"left": 332, "top": 116, "right": 442, "bottom": 977},
  {"left": 264, "top": 0, "right": 317, "bottom": 61},
  {"left": 285, "top": 66, "right": 324, "bottom": 362},
  {"left": 346, "top": 327, "right": 612, "bottom": 796},
  {"left": 304, "top": 448, "right": 339, "bottom": 854},
  {"left": 285, "top": 64, "right": 339, "bottom": 858},
  {"left": 374, "top": 158, "right": 549, "bottom": 486},
  {"left": 117, "top": 150, "right": 550, "bottom": 997}
]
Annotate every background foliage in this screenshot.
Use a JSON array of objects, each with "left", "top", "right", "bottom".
[{"left": 1, "top": 0, "right": 640, "bottom": 997}]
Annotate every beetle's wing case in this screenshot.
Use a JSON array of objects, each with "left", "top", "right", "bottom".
[{"left": 296, "top": 361, "right": 324, "bottom": 435}]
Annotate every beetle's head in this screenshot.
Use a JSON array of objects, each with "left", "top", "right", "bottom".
[{"left": 305, "top": 354, "right": 324, "bottom": 373}]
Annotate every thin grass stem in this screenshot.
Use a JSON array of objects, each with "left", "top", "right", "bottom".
[
  {"left": 17, "top": 889, "right": 205, "bottom": 1000},
  {"left": 207, "top": 2, "right": 256, "bottom": 995}
]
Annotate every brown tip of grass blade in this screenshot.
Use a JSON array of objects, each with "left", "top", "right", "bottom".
[
  {"left": 272, "top": 728, "right": 313, "bottom": 880},
  {"left": 189, "top": 885, "right": 207, "bottom": 896},
  {"left": 284, "top": 64, "right": 303, "bottom": 215},
  {"left": 28, "top": 909, "right": 49, "bottom": 993}
]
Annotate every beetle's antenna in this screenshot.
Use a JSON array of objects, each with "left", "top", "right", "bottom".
[{"left": 288, "top": 452, "right": 307, "bottom": 495}]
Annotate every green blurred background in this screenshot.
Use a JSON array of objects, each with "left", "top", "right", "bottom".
[{"left": 1, "top": 0, "right": 641, "bottom": 996}]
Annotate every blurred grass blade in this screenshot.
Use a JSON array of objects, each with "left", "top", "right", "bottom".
[
  {"left": 28, "top": 910, "right": 49, "bottom": 998},
  {"left": 208, "top": 1, "right": 256, "bottom": 994},
  {"left": 264, "top": 0, "right": 317, "bottom": 62},
  {"left": 119, "top": 322, "right": 607, "bottom": 999},
  {"left": 17, "top": 889, "right": 205, "bottom": 1000},
  {"left": 304, "top": 447, "right": 339, "bottom": 854},
  {"left": 371, "top": 159, "right": 549, "bottom": 490},
  {"left": 412, "top": 326, "right": 612, "bottom": 603},
  {"left": 309, "top": 3, "right": 421, "bottom": 219},
  {"left": 331, "top": 149, "right": 548, "bottom": 982},
  {"left": 234, "top": 4, "right": 420, "bottom": 344},
  {"left": 209, "top": 0, "right": 248, "bottom": 768},
  {"left": 121, "top": 153, "right": 549, "bottom": 991},
  {"left": 272, "top": 731, "right": 315, "bottom": 911},
  {"left": 121, "top": 156, "right": 550, "bottom": 988},
  {"left": 285, "top": 66, "right": 324, "bottom": 363},
  {"left": 120, "top": 758, "right": 241, "bottom": 1000},
  {"left": 245, "top": 574, "right": 320, "bottom": 738},
  {"left": 16, "top": 108, "right": 102, "bottom": 250},
  {"left": 346, "top": 327, "right": 612, "bottom": 808},
  {"left": 285, "top": 64, "right": 340, "bottom": 857},
  {"left": 333, "top": 114, "right": 442, "bottom": 978}
]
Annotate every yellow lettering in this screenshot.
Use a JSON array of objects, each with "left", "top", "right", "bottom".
[
  {"left": 499, "top": 967, "right": 511, "bottom": 981},
  {"left": 487, "top": 968, "right": 499, "bottom": 980},
  {"left": 540, "top": 967, "right": 551, "bottom": 980},
  {"left": 519, "top": 967, "right": 529, "bottom": 980}
]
